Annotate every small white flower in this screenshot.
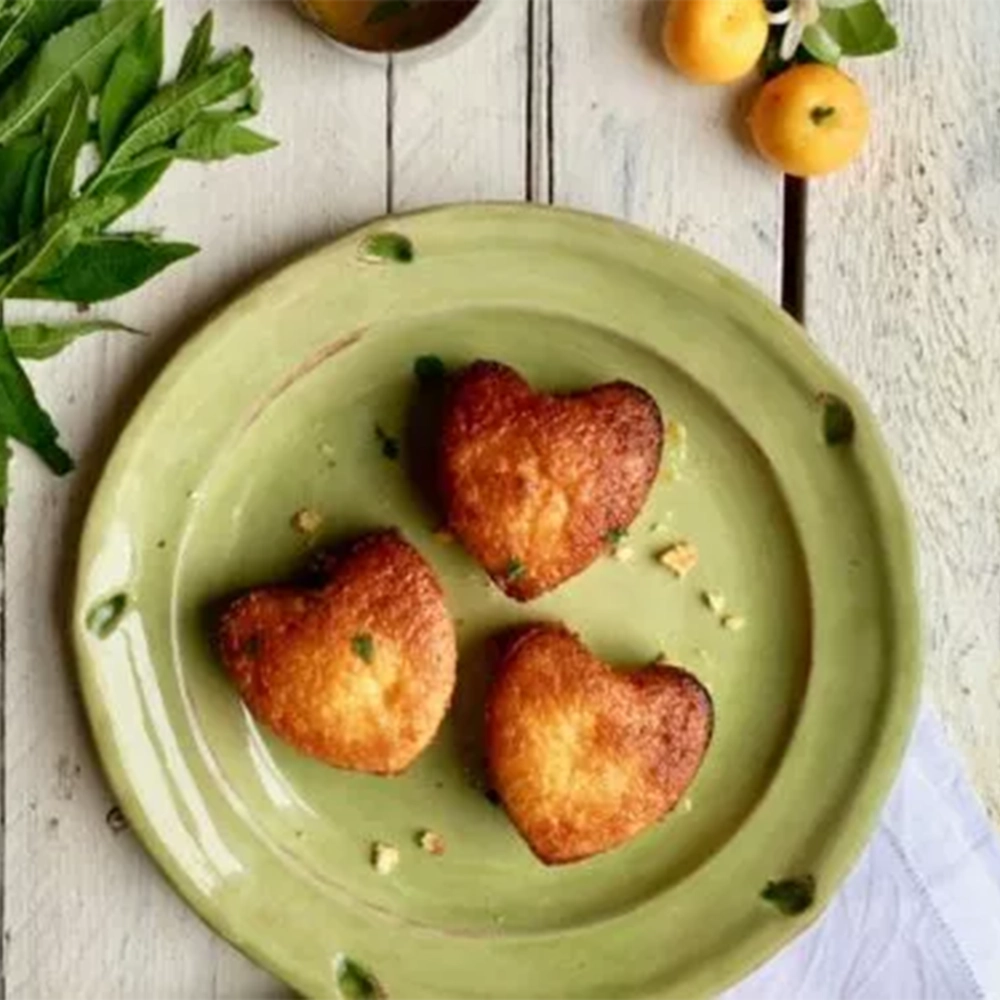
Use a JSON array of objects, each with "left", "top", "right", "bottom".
[{"left": 769, "top": 0, "right": 822, "bottom": 61}]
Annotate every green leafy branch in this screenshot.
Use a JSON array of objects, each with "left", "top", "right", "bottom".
[{"left": 0, "top": 0, "right": 276, "bottom": 502}]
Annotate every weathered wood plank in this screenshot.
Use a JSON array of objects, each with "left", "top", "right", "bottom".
[
  {"left": 2, "top": 2, "right": 385, "bottom": 995},
  {"left": 549, "top": 0, "right": 783, "bottom": 296},
  {"left": 391, "top": 0, "right": 530, "bottom": 209},
  {"left": 804, "top": 2, "right": 1000, "bottom": 823}
]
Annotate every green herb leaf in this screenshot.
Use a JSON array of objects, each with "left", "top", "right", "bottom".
[
  {"left": 801, "top": 22, "right": 842, "bottom": 65},
  {"left": 360, "top": 231, "right": 414, "bottom": 264},
  {"left": 85, "top": 591, "right": 128, "bottom": 638},
  {"left": 98, "top": 8, "right": 163, "bottom": 160},
  {"left": 11, "top": 233, "right": 198, "bottom": 303},
  {"left": 375, "top": 424, "right": 400, "bottom": 460},
  {"left": 817, "top": 0, "right": 898, "bottom": 57},
  {"left": 17, "top": 141, "right": 48, "bottom": 237},
  {"left": 6, "top": 318, "right": 140, "bottom": 360},
  {"left": 604, "top": 525, "right": 628, "bottom": 545},
  {"left": 0, "top": 435, "right": 11, "bottom": 503},
  {"left": 0, "top": 327, "right": 72, "bottom": 473},
  {"left": 351, "top": 633, "right": 375, "bottom": 664},
  {"left": 504, "top": 558, "right": 526, "bottom": 582},
  {"left": 761, "top": 875, "right": 815, "bottom": 915},
  {"left": 0, "top": 0, "right": 99, "bottom": 87},
  {"left": 0, "top": 186, "right": 152, "bottom": 295},
  {"left": 175, "top": 111, "right": 277, "bottom": 161},
  {"left": 176, "top": 10, "right": 213, "bottom": 83},
  {"left": 97, "top": 46, "right": 254, "bottom": 179},
  {"left": 365, "top": 0, "right": 413, "bottom": 26},
  {"left": 819, "top": 393, "right": 855, "bottom": 446},
  {"left": 413, "top": 354, "right": 446, "bottom": 384},
  {"left": 0, "top": 0, "right": 155, "bottom": 145},
  {"left": 43, "top": 77, "right": 88, "bottom": 214},
  {"left": 0, "top": 133, "right": 44, "bottom": 251}
]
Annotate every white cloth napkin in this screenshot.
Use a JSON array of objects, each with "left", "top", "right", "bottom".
[{"left": 724, "top": 704, "right": 1000, "bottom": 1000}]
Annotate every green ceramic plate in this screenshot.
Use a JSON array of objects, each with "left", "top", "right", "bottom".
[{"left": 73, "top": 204, "right": 920, "bottom": 999}]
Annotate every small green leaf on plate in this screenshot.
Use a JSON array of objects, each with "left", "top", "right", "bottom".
[
  {"left": 761, "top": 875, "right": 815, "bottom": 915},
  {"left": 504, "top": 558, "right": 526, "bottom": 582},
  {"left": 413, "top": 354, "right": 446, "bottom": 384},
  {"left": 365, "top": 0, "right": 413, "bottom": 26},
  {"left": 85, "top": 592, "right": 128, "bottom": 638},
  {"left": 375, "top": 424, "right": 400, "bottom": 460},
  {"left": 351, "top": 633, "right": 375, "bottom": 664},
  {"left": 819, "top": 393, "right": 855, "bottom": 446},
  {"left": 333, "top": 954, "right": 386, "bottom": 1000},
  {"left": 360, "top": 232, "right": 414, "bottom": 264},
  {"left": 604, "top": 525, "right": 628, "bottom": 546}
]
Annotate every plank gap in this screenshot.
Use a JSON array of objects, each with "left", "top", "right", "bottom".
[
  {"left": 782, "top": 175, "right": 807, "bottom": 322},
  {"left": 386, "top": 55, "right": 396, "bottom": 214},
  {"left": 545, "top": 0, "right": 555, "bottom": 203}
]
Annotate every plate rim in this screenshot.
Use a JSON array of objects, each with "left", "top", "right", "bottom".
[{"left": 71, "top": 201, "right": 922, "bottom": 998}]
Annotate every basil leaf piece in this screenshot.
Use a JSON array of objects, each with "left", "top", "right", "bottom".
[
  {"left": 98, "top": 9, "right": 163, "bottom": 159},
  {"left": 6, "top": 318, "right": 140, "bottom": 359},
  {"left": 11, "top": 233, "right": 198, "bottom": 303},
  {"left": 0, "top": 0, "right": 155, "bottom": 145},
  {"left": 0, "top": 0, "right": 99, "bottom": 86},
  {"left": 818, "top": 0, "right": 898, "bottom": 57},
  {"left": 85, "top": 592, "right": 128, "bottom": 638},
  {"left": 333, "top": 954, "right": 386, "bottom": 1000},
  {"left": 176, "top": 10, "right": 213, "bottom": 83},
  {"left": 761, "top": 875, "right": 816, "bottom": 915},
  {"left": 176, "top": 111, "right": 277, "bottom": 160},
  {"left": 0, "top": 327, "right": 72, "bottom": 474},
  {"left": 43, "top": 77, "right": 88, "bottom": 214},
  {"left": 360, "top": 232, "right": 414, "bottom": 263}
]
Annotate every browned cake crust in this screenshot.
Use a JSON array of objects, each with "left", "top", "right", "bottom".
[
  {"left": 440, "top": 361, "right": 663, "bottom": 601},
  {"left": 216, "top": 530, "right": 456, "bottom": 775},
  {"left": 486, "top": 625, "right": 713, "bottom": 864}
]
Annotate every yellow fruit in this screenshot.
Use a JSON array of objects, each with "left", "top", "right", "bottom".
[
  {"left": 749, "top": 64, "right": 871, "bottom": 177},
  {"left": 662, "top": 0, "right": 769, "bottom": 85}
]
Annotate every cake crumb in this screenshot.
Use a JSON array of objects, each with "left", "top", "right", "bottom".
[
  {"left": 416, "top": 829, "right": 446, "bottom": 856},
  {"left": 722, "top": 614, "right": 746, "bottom": 632},
  {"left": 658, "top": 541, "right": 698, "bottom": 578},
  {"left": 291, "top": 508, "right": 323, "bottom": 536},
  {"left": 613, "top": 544, "right": 635, "bottom": 563},
  {"left": 702, "top": 590, "right": 726, "bottom": 615},
  {"left": 371, "top": 842, "right": 399, "bottom": 875}
]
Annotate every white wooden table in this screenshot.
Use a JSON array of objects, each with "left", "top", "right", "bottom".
[{"left": 4, "top": 1, "right": 998, "bottom": 995}]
